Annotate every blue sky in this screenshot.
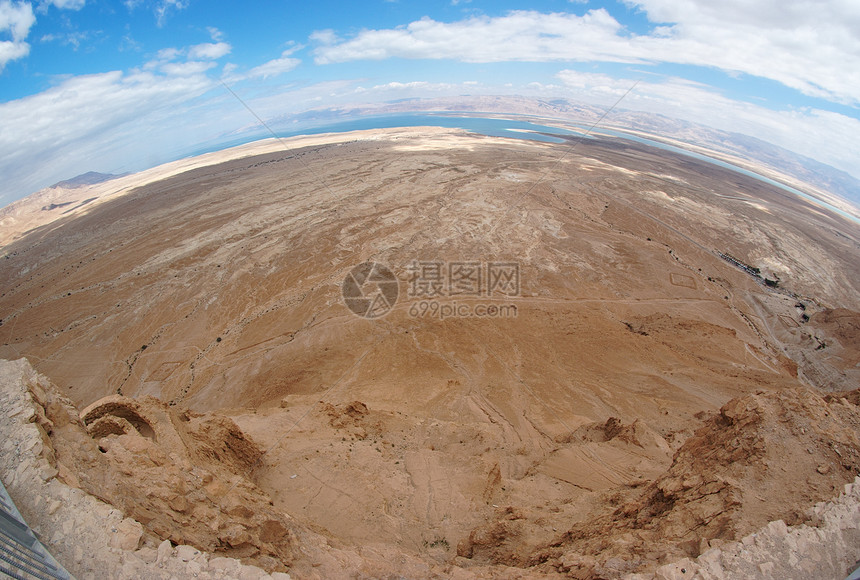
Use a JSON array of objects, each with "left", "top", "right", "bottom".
[{"left": 1, "top": 0, "right": 859, "bottom": 206}]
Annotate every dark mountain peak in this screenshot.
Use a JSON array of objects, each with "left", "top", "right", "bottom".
[{"left": 51, "top": 171, "right": 123, "bottom": 189}]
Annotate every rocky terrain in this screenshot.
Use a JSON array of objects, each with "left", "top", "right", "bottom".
[
  {"left": 4, "top": 358, "right": 860, "bottom": 579},
  {"left": 1, "top": 127, "right": 859, "bottom": 578}
]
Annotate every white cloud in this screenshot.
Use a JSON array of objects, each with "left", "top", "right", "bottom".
[
  {"left": 206, "top": 26, "right": 223, "bottom": 42},
  {"left": 312, "top": 7, "right": 860, "bottom": 105},
  {"left": 142, "top": 46, "right": 179, "bottom": 72},
  {"left": 309, "top": 29, "right": 338, "bottom": 45},
  {"left": 0, "top": 32, "right": 238, "bottom": 203},
  {"left": 154, "top": 46, "right": 181, "bottom": 61},
  {"left": 188, "top": 41, "right": 231, "bottom": 60},
  {"left": 118, "top": 32, "right": 141, "bottom": 52},
  {"left": 235, "top": 44, "right": 302, "bottom": 80},
  {"left": 624, "top": 0, "right": 860, "bottom": 105},
  {"left": 0, "top": 0, "right": 34, "bottom": 69},
  {"left": 555, "top": 69, "right": 860, "bottom": 178},
  {"left": 38, "top": 29, "right": 88, "bottom": 49},
  {"left": 0, "top": 0, "right": 34, "bottom": 40},
  {"left": 41, "top": 0, "right": 85, "bottom": 10},
  {"left": 154, "top": 0, "right": 187, "bottom": 27},
  {"left": 374, "top": 81, "right": 429, "bottom": 90},
  {"left": 554, "top": 70, "right": 636, "bottom": 96},
  {"left": 144, "top": 42, "right": 230, "bottom": 75},
  {"left": 0, "top": 38, "right": 29, "bottom": 67},
  {"left": 124, "top": 0, "right": 189, "bottom": 25},
  {"left": 0, "top": 66, "right": 218, "bottom": 204},
  {"left": 314, "top": 11, "right": 634, "bottom": 64},
  {"left": 246, "top": 51, "right": 300, "bottom": 79},
  {"left": 160, "top": 60, "right": 215, "bottom": 76}
]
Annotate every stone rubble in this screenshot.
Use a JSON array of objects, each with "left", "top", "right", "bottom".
[
  {"left": 3, "top": 355, "right": 860, "bottom": 579},
  {"left": 0, "top": 358, "right": 290, "bottom": 580},
  {"left": 625, "top": 481, "right": 860, "bottom": 579}
]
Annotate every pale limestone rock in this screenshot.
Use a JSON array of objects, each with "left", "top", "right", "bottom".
[
  {"left": 109, "top": 518, "right": 144, "bottom": 551},
  {"left": 208, "top": 556, "right": 242, "bottom": 575},
  {"left": 156, "top": 539, "right": 174, "bottom": 564},
  {"left": 238, "top": 563, "right": 271, "bottom": 580},
  {"left": 186, "top": 559, "right": 204, "bottom": 576},
  {"left": 47, "top": 498, "right": 62, "bottom": 514},
  {"left": 176, "top": 544, "right": 200, "bottom": 562},
  {"left": 136, "top": 547, "right": 158, "bottom": 564}
]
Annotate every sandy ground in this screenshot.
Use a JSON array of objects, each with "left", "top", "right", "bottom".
[{"left": 1, "top": 128, "right": 859, "bottom": 577}]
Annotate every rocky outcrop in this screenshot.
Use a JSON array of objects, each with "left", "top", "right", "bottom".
[
  {"left": 510, "top": 387, "right": 860, "bottom": 578},
  {"left": 0, "top": 357, "right": 291, "bottom": 579},
  {"left": 1, "top": 357, "right": 563, "bottom": 579},
  {"left": 49, "top": 393, "right": 297, "bottom": 572},
  {"left": 628, "top": 479, "right": 860, "bottom": 579},
  {"left": 5, "top": 358, "right": 860, "bottom": 579}
]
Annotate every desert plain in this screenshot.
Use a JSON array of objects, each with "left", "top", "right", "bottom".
[{"left": 1, "top": 126, "right": 859, "bottom": 578}]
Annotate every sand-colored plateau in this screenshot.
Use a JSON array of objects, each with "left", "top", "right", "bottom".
[{"left": 1, "top": 127, "right": 859, "bottom": 578}]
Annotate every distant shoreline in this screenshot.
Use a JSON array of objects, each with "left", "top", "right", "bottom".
[{"left": 3, "top": 119, "right": 858, "bottom": 250}]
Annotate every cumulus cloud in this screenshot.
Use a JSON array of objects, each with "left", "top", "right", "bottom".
[
  {"left": 313, "top": 11, "right": 633, "bottom": 64},
  {"left": 0, "top": 0, "right": 34, "bottom": 39},
  {"left": 1, "top": 0, "right": 95, "bottom": 68},
  {"left": 188, "top": 41, "right": 231, "bottom": 60},
  {"left": 554, "top": 71, "right": 632, "bottom": 95},
  {"left": 0, "top": 36, "right": 29, "bottom": 67},
  {"left": 0, "top": 0, "right": 35, "bottom": 69},
  {"left": 312, "top": 6, "right": 860, "bottom": 105},
  {"left": 154, "top": 46, "right": 181, "bottom": 61}
]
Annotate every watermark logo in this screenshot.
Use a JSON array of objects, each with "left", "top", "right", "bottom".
[
  {"left": 406, "top": 261, "right": 519, "bottom": 298},
  {"left": 341, "top": 260, "right": 519, "bottom": 319},
  {"left": 408, "top": 300, "right": 518, "bottom": 320},
  {"left": 341, "top": 262, "right": 400, "bottom": 318}
]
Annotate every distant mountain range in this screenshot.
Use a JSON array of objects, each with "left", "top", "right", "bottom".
[{"left": 50, "top": 171, "right": 124, "bottom": 189}]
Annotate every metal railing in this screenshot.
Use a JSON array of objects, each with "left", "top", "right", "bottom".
[{"left": 0, "top": 479, "right": 72, "bottom": 580}]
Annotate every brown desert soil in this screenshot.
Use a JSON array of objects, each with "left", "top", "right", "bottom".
[{"left": 1, "top": 127, "right": 859, "bottom": 578}]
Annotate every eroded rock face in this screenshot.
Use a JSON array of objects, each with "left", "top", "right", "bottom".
[
  {"left": 520, "top": 387, "right": 860, "bottom": 578},
  {"left": 47, "top": 392, "right": 296, "bottom": 571},
  {"left": 45, "top": 380, "right": 860, "bottom": 578}
]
